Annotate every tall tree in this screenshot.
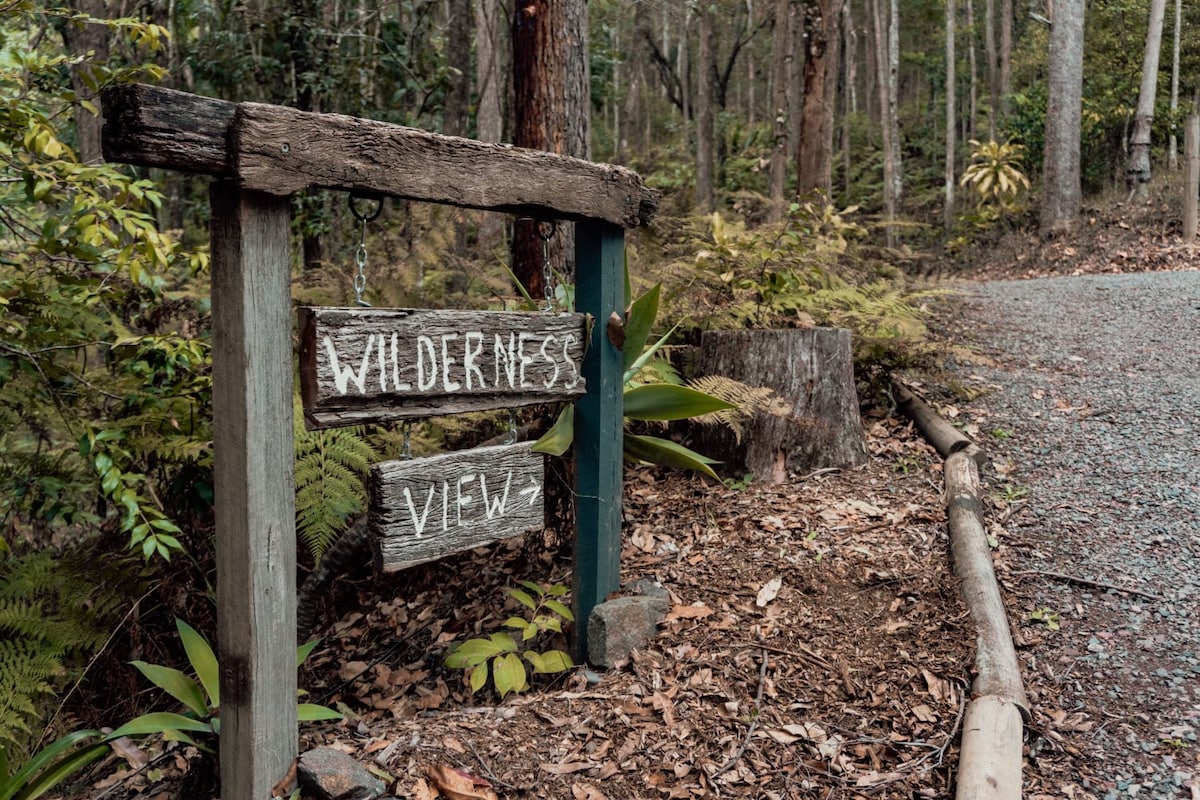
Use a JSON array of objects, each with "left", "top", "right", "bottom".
[
  {"left": 1041, "top": 0, "right": 1086, "bottom": 233},
  {"left": 945, "top": 0, "right": 956, "bottom": 232},
  {"left": 1126, "top": 0, "right": 1166, "bottom": 201},
  {"left": 695, "top": 5, "right": 716, "bottom": 212},
  {"left": 871, "top": 0, "right": 900, "bottom": 243},
  {"left": 1168, "top": 0, "right": 1181, "bottom": 170},
  {"left": 769, "top": 0, "right": 794, "bottom": 219},
  {"left": 999, "top": 0, "right": 1012, "bottom": 120},
  {"left": 511, "top": 0, "right": 590, "bottom": 293},
  {"left": 60, "top": 0, "right": 112, "bottom": 164},
  {"left": 797, "top": 0, "right": 841, "bottom": 195},
  {"left": 983, "top": 0, "right": 998, "bottom": 139},
  {"left": 443, "top": 0, "right": 472, "bottom": 138}
]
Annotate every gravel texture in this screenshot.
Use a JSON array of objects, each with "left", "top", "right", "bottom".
[{"left": 945, "top": 270, "right": 1200, "bottom": 799}]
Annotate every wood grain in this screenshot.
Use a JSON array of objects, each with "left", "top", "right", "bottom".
[
  {"left": 209, "top": 182, "right": 297, "bottom": 799},
  {"left": 370, "top": 443, "right": 544, "bottom": 572},
  {"left": 298, "top": 307, "right": 587, "bottom": 429},
  {"left": 99, "top": 84, "right": 658, "bottom": 227}
]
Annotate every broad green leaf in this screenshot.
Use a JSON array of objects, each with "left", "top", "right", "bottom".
[
  {"left": 532, "top": 649, "right": 573, "bottom": 674},
  {"left": 10, "top": 741, "right": 108, "bottom": 800},
  {"left": 297, "top": 703, "right": 344, "bottom": 722},
  {"left": 623, "top": 321, "right": 681, "bottom": 384},
  {"left": 1, "top": 730, "right": 103, "bottom": 800},
  {"left": 129, "top": 662, "right": 208, "bottom": 717},
  {"left": 507, "top": 588, "right": 537, "bottom": 611},
  {"left": 176, "top": 619, "right": 219, "bottom": 709},
  {"left": 531, "top": 615, "right": 562, "bottom": 634},
  {"left": 542, "top": 599, "right": 574, "bottom": 622},
  {"left": 107, "top": 712, "right": 214, "bottom": 739},
  {"left": 531, "top": 405, "right": 573, "bottom": 456},
  {"left": 623, "top": 434, "right": 720, "bottom": 479},
  {"left": 296, "top": 639, "right": 321, "bottom": 667},
  {"left": 623, "top": 384, "right": 735, "bottom": 421},
  {"left": 488, "top": 632, "right": 518, "bottom": 652},
  {"left": 522, "top": 650, "right": 546, "bottom": 674},
  {"left": 622, "top": 283, "right": 661, "bottom": 372},
  {"left": 492, "top": 653, "right": 527, "bottom": 698},
  {"left": 444, "top": 638, "right": 506, "bottom": 668},
  {"left": 469, "top": 662, "right": 489, "bottom": 693},
  {"left": 517, "top": 580, "right": 545, "bottom": 597}
]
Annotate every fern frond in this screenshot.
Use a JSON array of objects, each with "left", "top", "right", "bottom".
[{"left": 685, "top": 376, "right": 790, "bottom": 444}]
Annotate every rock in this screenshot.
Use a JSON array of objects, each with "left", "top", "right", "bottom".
[
  {"left": 587, "top": 595, "right": 668, "bottom": 667},
  {"left": 298, "top": 747, "right": 387, "bottom": 800},
  {"left": 622, "top": 577, "right": 670, "bottom": 601}
]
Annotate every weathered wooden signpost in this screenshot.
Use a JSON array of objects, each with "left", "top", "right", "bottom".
[{"left": 102, "top": 84, "right": 655, "bottom": 800}]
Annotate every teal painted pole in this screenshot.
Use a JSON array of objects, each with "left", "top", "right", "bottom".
[{"left": 572, "top": 220, "right": 625, "bottom": 662}]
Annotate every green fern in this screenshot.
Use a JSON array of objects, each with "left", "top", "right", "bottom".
[{"left": 293, "top": 398, "right": 379, "bottom": 563}]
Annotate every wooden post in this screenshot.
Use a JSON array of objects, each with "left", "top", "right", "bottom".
[
  {"left": 210, "top": 182, "right": 297, "bottom": 800},
  {"left": 571, "top": 220, "right": 625, "bottom": 661},
  {"left": 1184, "top": 113, "right": 1199, "bottom": 241}
]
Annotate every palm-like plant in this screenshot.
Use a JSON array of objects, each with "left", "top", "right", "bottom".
[{"left": 960, "top": 139, "right": 1032, "bottom": 209}]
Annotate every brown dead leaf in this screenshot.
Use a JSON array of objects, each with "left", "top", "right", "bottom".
[
  {"left": 541, "top": 761, "right": 596, "bottom": 775},
  {"left": 755, "top": 577, "right": 783, "bottom": 607},
  {"left": 666, "top": 603, "right": 713, "bottom": 621},
  {"left": 339, "top": 660, "right": 370, "bottom": 681},
  {"left": 425, "top": 764, "right": 499, "bottom": 800},
  {"left": 409, "top": 778, "right": 437, "bottom": 800},
  {"left": 910, "top": 703, "right": 937, "bottom": 722},
  {"left": 108, "top": 736, "right": 149, "bottom": 770},
  {"left": 572, "top": 783, "right": 611, "bottom": 800}
]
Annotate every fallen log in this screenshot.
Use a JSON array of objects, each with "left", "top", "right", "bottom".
[{"left": 893, "top": 380, "right": 986, "bottom": 466}]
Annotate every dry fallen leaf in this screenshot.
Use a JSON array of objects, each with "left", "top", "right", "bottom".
[
  {"left": 756, "top": 577, "right": 783, "bottom": 607},
  {"left": 426, "top": 764, "right": 498, "bottom": 800},
  {"left": 108, "top": 736, "right": 149, "bottom": 770},
  {"left": 572, "top": 783, "right": 611, "bottom": 800},
  {"left": 665, "top": 603, "right": 714, "bottom": 621}
]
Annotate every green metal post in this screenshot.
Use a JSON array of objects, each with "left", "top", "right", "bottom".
[{"left": 572, "top": 220, "right": 625, "bottom": 662}]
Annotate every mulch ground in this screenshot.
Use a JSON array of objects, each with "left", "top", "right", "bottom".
[{"left": 85, "top": 414, "right": 976, "bottom": 799}]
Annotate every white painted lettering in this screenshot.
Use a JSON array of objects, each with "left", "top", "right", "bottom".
[
  {"left": 441, "top": 480, "right": 450, "bottom": 531},
  {"left": 403, "top": 484, "right": 435, "bottom": 536},
  {"left": 479, "top": 470, "right": 514, "bottom": 519},
  {"left": 441, "top": 333, "right": 461, "bottom": 391},
  {"left": 391, "top": 333, "right": 412, "bottom": 391},
  {"left": 463, "top": 332, "right": 485, "bottom": 390},
  {"left": 518, "top": 332, "right": 537, "bottom": 388},
  {"left": 539, "top": 334, "right": 560, "bottom": 388},
  {"left": 377, "top": 334, "right": 388, "bottom": 392},
  {"left": 456, "top": 474, "right": 476, "bottom": 526},
  {"left": 417, "top": 335, "right": 438, "bottom": 391},
  {"left": 494, "top": 333, "right": 516, "bottom": 389},
  {"left": 325, "top": 334, "right": 374, "bottom": 394},
  {"left": 561, "top": 333, "right": 582, "bottom": 390}
]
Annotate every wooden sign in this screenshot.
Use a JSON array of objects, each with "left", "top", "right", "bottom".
[
  {"left": 369, "top": 442, "right": 544, "bottom": 572},
  {"left": 299, "top": 307, "right": 588, "bottom": 428}
]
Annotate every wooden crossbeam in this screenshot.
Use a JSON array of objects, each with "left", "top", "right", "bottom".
[{"left": 101, "top": 84, "right": 658, "bottom": 228}]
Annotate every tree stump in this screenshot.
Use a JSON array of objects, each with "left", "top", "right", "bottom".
[{"left": 697, "top": 329, "right": 867, "bottom": 483}]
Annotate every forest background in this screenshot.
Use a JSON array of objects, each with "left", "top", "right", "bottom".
[{"left": 1, "top": 0, "right": 1197, "bottom": 784}]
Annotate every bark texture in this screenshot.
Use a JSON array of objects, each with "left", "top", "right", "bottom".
[
  {"left": 1126, "top": 0, "right": 1167, "bottom": 200},
  {"left": 1040, "top": 0, "right": 1085, "bottom": 233},
  {"left": 697, "top": 329, "right": 867, "bottom": 483},
  {"left": 797, "top": 0, "right": 841, "bottom": 196}
]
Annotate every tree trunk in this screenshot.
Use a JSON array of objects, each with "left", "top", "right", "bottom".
[
  {"left": 945, "top": 0, "right": 956, "bottom": 233},
  {"left": 1126, "top": 0, "right": 1166, "bottom": 201},
  {"left": 696, "top": 329, "right": 867, "bottom": 484},
  {"left": 797, "top": 0, "right": 840, "bottom": 196},
  {"left": 61, "top": 0, "right": 111, "bottom": 164},
  {"left": 475, "top": 0, "right": 506, "bottom": 248},
  {"left": 964, "top": 0, "right": 977, "bottom": 141},
  {"left": 695, "top": 6, "right": 716, "bottom": 212},
  {"left": 999, "top": 0, "right": 1012, "bottom": 120},
  {"left": 1167, "top": 0, "right": 1180, "bottom": 170},
  {"left": 1183, "top": 114, "right": 1199, "bottom": 239},
  {"left": 983, "top": 0, "right": 998, "bottom": 140},
  {"left": 511, "top": 0, "right": 590, "bottom": 294},
  {"left": 842, "top": 0, "right": 857, "bottom": 196},
  {"left": 1040, "top": 0, "right": 1085, "bottom": 233},
  {"left": 872, "top": 0, "right": 900, "bottom": 245},
  {"left": 768, "top": 0, "right": 793, "bottom": 220}
]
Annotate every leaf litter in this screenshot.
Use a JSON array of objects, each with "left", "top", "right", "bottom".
[{"left": 85, "top": 415, "right": 971, "bottom": 798}]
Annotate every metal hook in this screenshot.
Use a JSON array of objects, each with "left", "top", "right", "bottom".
[{"left": 504, "top": 410, "right": 518, "bottom": 445}]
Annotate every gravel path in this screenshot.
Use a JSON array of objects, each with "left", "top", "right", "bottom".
[{"left": 945, "top": 270, "right": 1200, "bottom": 799}]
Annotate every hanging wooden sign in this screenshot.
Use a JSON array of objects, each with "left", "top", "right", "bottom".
[
  {"left": 299, "top": 306, "right": 588, "bottom": 428},
  {"left": 369, "top": 442, "right": 544, "bottom": 572}
]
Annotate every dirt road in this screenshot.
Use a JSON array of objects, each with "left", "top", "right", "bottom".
[{"left": 945, "top": 270, "right": 1200, "bottom": 799}]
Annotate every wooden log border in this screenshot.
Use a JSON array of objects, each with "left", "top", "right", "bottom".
[{"left": 298, "top": 307, "right": 588, "bottom": 428}]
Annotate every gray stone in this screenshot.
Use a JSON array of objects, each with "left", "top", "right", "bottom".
[
  {"left": 622, "top": 577, "right": 670, "bottom": 601},
  {"left": 587, "top": 595, "right": 669, "bottom": 667},
  {"left": 298, "top": 747, "right": 387, "bottom": 800}
]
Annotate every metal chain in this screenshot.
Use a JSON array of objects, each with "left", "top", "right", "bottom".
[
  {"left": 538, "top": 220, "right": 557, "bottom": 312},
  {"left": 349, "top": 194, "right": 383, "bottom": 307},
  {"left": 505, "top": 410, "right": 518, "bottom": 445},
  {"left": 401, "top": 421, "right": 412, "bottom": 460}
]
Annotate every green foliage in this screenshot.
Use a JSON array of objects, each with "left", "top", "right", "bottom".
[
  {"left": 532, "top": 278, "right": 734, "bottom": 478},
  {"left": 0, "top": 5, "right": 212, "bottom": 567},
  {"left": 0, "top": 551, "right": 117, "bottom": 762},
  {"left": 959, "top": 139, "right": 1031, "bottom": 211},
  {"left": 0, "top": 727, "right": 110, "bottom": 800},
  {"left": 125, "top": 619, "right": 341, "bottom": 748},
  {"left": 293, "top": 400, "right": 379, "bottom": 563},
  {"left": 655, "top": 205, "right": 942, "bottom": 402},
  {"left": 444, "top": 581, "right": 574, "bottom": 698}
]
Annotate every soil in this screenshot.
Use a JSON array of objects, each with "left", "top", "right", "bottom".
[{"left": 70, "top": 189, "right": 1198, "bottom": 800}]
